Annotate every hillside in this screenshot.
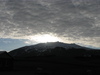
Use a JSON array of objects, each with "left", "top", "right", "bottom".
[{"left": 9, "top": 42, "right": 93, "bottom": 58}]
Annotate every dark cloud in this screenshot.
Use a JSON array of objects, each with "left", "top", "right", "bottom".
[{"left": 0, "top": 0, "right": 100, "bottom": 47}]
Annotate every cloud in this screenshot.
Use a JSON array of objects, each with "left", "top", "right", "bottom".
[{"left": 0, "top": 0, "right": 100, "bottom": 47}]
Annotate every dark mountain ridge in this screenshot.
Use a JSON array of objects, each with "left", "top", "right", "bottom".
[
  {"left": 8, "top": 42, "right": 100, "bottom": 74},
  {"left": 9, "top": 42, "right": 95, "bottom": 58}
]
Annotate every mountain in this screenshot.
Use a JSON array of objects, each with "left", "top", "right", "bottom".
[{"left": 9, "top": 42, "right": 91, "bottom": 57}]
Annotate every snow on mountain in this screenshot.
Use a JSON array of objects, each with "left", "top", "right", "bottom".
[
  {"left": 26, "top": 42, "right": 88, "bottom": 51},
  {"left": 9, "top": 42, "right": 90, "bottom": 57}
]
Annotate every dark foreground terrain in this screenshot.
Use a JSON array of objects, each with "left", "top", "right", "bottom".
[
  {"left": 1, "top": 56, "right": 100, "bottom": 75},
  {"left": 2, "top": 42, "right": 100, "bottom": 75}
]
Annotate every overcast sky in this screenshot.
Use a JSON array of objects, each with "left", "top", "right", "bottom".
[{"left": 0, "top": 0, "right": 100, "bottom": 51}]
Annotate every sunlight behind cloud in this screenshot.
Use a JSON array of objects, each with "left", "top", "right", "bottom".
[
  {"left": 29, "top": 34, "right": 61, "bottom": 43},
  {"left": 0, "top": 0, "right": 100, "bottom": 50}
]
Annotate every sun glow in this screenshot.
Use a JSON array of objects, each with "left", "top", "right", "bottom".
[{"left": 29, "top": 34, "right": 61, "bottom": 43}]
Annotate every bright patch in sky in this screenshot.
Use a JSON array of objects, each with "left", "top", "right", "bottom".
[
  {"left": 0, "top": 0, "right": 100, "bottom": 51},
  {"left": 29, "top": 34, "right": 61, "bottom": 43}
]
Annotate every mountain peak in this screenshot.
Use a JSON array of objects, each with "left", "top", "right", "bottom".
[
  {"left": 9, "top": 42, "right": 91, "bottom": 57},
  {"left": 25, "top": 42, "right": 89, "bottom": 52}
]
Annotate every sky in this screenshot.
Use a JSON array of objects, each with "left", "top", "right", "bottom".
[{"left": 0, "top": 0, "right": 100, "bottom": 51}]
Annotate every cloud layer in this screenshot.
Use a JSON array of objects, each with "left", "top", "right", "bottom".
[{"left": 0, "top": 0, "right": 100, "bottom": 47}]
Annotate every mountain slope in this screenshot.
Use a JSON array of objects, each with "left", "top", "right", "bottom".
[{"left": 9, "top": 42, "right": 91, "bottom": 57}]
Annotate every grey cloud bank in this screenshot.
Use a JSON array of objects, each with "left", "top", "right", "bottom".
[{"left": 0, "top": 0, "right": 100, "bottom": 47}]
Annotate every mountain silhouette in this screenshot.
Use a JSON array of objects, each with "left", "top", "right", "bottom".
[{"left": 9, "top": 42, "right": 92, "bottom": 57}]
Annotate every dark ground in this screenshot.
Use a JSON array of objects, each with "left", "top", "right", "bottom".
[{"left": 1, "top": 57, "right": 100, "bottom": 75}]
